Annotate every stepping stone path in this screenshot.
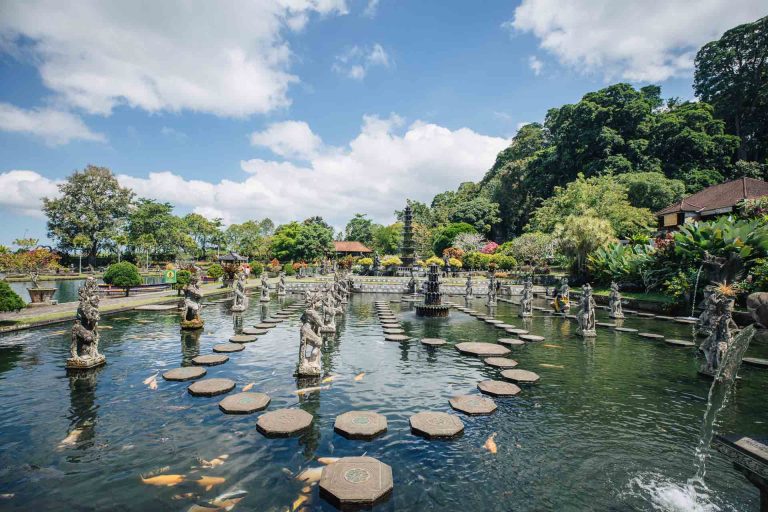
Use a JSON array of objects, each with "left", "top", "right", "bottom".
[
  {"left": 162, "top": 366, "right": 206, "bottom": 381},
  {"left": 219, "top": 392, "right": 270, "bottom": 414},
  {"left": 455, "top": 342, "right": 511, "bottom": 357},
  {"left": 665, "top": 339, "right": 696, "bottom": 347},
  {"left": 135, "top": 304, "right": 177, "bottom": 311},
  {"left": 409, "top": 411, "right": 464, "bottom": 438},
  {"left": 229, "top": 334, "right": 257, "bottom": 343},
  {"left": 656, "top": 315, "right": 675, "bottom": 321},
  {"left": 262, "top": 318, "right": 282, "bottom": 324},
  {"left": 674, "top": 317, "right": 698, "bottom": 324},
  {"left": 383, "top": 328, "right": 405, "bottom": 335},
  {"left": 596, "top": 322, "right": 616, "bottom": 327},
  {"left": 742, "top": 357, "right": 768, "bottom": 368},
  {"left": 385, "top": 334, "right": 410, "bottom": 342},
  {"left": 477, "top": 379, "right": 521, "bottom": 396},
  {"left": 496, "top": 323, "right": 515, "bottom": 329},
  {"left": 188, "top": 378, "right": 236, "bottom": 397},
  {"left": 519, "top": 334, "right": 545, "bottom": 342},
  {"left": 420, "top": 338, "right": 446, "bottom": 346},
  {"left": 497, "top": 338, "right": 525, "bottom": 347},
  {"left": 485, "top": 319, "right": 504, "bottom": 324},
  {"left": 242, "top": 328, "right": 268, "bottom": 335},
  {"left": 506, "top": 328, "right": 529, "bottom": 335},
  {"left": 333, "top": 411, "right": 388, "bottom": 440},
  {"left": 637, "top": 312, "right": 656, "bottom": 318},
  {"left": 501, "top": 369, "right": 540, "bottom": 384},
  {"left": 449, "top": 395, "right": 497, "bottom": 415},
  {"left": 253, "top": 323, "right": 275, "bottom": 329},
  {"left": 213, "top": 343, "right": 245, "bottom": 353},
  {"left": 319, "top": 456, "right": 393, "bottom": 508},
  {"left": 257, "top": 408, "right": 313, "bottom": 437},
  {"left": 484, "top": 357, "right": 518, "bottom": 368},
  {"left": 614, "top": 327, "right": 639, "bottom": 333},
  {"left": 638, "top": 332, "right": 665, "bottom": 340},
  {"left": 192, "top": 354, "right": 229, "bottom": 366}
]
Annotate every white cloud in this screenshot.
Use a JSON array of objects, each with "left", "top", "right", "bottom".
[
  {"left": 160, "top": 126, "right": 187, "bottom": 140},
  {"left": 363, "top": 0, "right": 380, "bottom": 18},
  {"left": 0, "top": 0, "right": 348, "bottom": 117},
  {"left": 250, "top": 120, "right": 323, "bottom": 160},
  {"left": 332, "top": 43, "right": 391, "bottom": 80},
  {"left": 0, "top": 115, "right": 508, "bottom": 229},
  {"left": 528, "top": 55, "right": 544, "bottom": 76},
  {"left": 506, "top": 0, "right": 765, "bottom": 81},
  {"left": 0, "top": 103, "right": 104, "bottom": 146}
]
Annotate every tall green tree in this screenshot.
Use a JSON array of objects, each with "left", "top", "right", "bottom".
[
  {"left": 370, "top": 223, "right": 401, "bottom": 254},
  {"left": 225, "top": 220, "right": 268, "bottom": 259},
  {"left": 694, "top": 15, "right": 768, "bottom": 162},
  {"left": 615, "top": 172, "right": 686, "bottom": 212},
  {"left": 42, "top": 165, "right": 134, "bottom": 265},
  {"left": 344, "top": 214, "right": 374, "bottom": 245},
  {"left": 128, "top": 199, "right": 190, "bottom": 258},
  {"left": 183, "top": 213, "right": 221, "bottom": 260}
]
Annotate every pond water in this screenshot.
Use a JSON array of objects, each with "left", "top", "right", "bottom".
[
  {"left": 7, "top": 275, "right": 164, "bottom": 304},
  {"left": 0, "top": 294, "right": 765, "bottom": 511}
]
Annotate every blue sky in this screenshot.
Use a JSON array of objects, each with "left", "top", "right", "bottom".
[{"left": 0, "top": 0, "right": 764, "bottom": 246}]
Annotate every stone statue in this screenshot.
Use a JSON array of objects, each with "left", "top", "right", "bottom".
[
  {"left": 696, "top": 287, "right": 716, "bottom": 337},
  {"left": 181, "top": 273, "right": 205, "bottom": 330},
  {"left": 465, "top": 274, "right": 473, "bottom": 300},
  {"left": 608, "top": 281, "right": 624, "bottom": 319},
  {"left": 407, "top": 268, "right": 418, "bottom": 295},
  {"left": 700, "top": 288, "right": 737, "bottom": 375},
  {"left": 259, "top": 272, "right": 270, "bottom": 302},
  {"left": 487, "top": 271, "right": 497, "bottom": 307},
  {"left": 576, "top": 283, "right": 597, "bottom": 337},
  {"left": 443, "top": 254, "right": 451, "bottom": 276},
  {"left": 231, "top": 270, "right": 248, "bottom": 312},
  {"left": 297, "top": 308, "right": 324, "bottom": 376},
  {"left": 746, "top": 292, "right": 768, "bottom": 329},
  {"left": 67, "top": 277, "right": 106, "bottom": 369},
  {"left": 519, "top": 276, "right": 533, "bottom": 317},
  {"left": 372, "top": 252, "right": 381, "bottom": 275},
  {"left": 559, "top": 277, "right": 570, "bottom": 313},
  {"left": 277, "top": 271, "right": 286, "bottom": 296},
  {"left": 320, "top": 286, "right": 340, "bottom": 333}
]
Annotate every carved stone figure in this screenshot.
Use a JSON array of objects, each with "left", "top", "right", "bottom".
[
  {"left": 407, "top": 268, "right": 418, "bottom": 295},
  {"left": 576, "top": 283, "right": 597, "bottom": 337},
  {"left": 298, "top": 308, "right": 324, "bottom": 376},
  {"left": 608, "top": 281, "right": 624, "bottom": 319},
  {"left": 181, "top": 273, "right": 205, "bottom": 330},
  {"left": 259, "top": 272, "right": 270, "bottom": 302},
  {"left": 519, "top": 276, "right": 533, "bottom": 317},
  {"left": 67, "top": 277, "right": 106, "bottom": 369},
  {"left": 465, "top": 274, "right": 473, "bottom": 300},
  {"left": 231, "top": 270, "right": 248, "bottom": 312},
  {"left": 700, "top": 289, "right": 737, "bottom": 375},
  {"left": 559, "top": 277, "right": 570, "bottom": 313},
  {"left": 487, "top": 271, "right": 497, "bottom": 307},
  {"left": 696, "top": 287, "right": 716, "bottom": 337},
  {"left": 372, "top": 252, "right": 381, "bottom": 275},
  {"left": 320, "top": 286, "right": 341, "bottom": 333},
  {"left": 277, "top": 271, "right": 286, "bottom": 296}
]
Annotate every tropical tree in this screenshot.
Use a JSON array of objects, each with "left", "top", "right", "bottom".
[
  {"left": 557, "top": 215, "right": 617, "bottom": 275},
  {"left": 42, "top": 165, "right": 135, "bottom": 265},
  {"left": 370, "top": 223, "right": 401, "bottom": 254},
  {"left": 432, "top": 223, "right": 477, "bottom": 256},
  {"left": 183, "top": 213, "right": 221, "bottom": 260},
  {"left": 344, "top": 214, "right": 374, "bottom": 245},
  {"left": 615, "top": 172, "right": 686, "bottom": 212},
  {"left": 72, "top": 234, "right": 90, "bottom": 274},
  {"left": 500, "top": 232, "right": 556, "bottom": 267},
  {"left": 135, "top": 234, "right": 156, "bottom": 271}
]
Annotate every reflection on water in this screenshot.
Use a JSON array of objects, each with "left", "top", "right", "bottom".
[
  {"left": 8, "top": 275, "right": 164, "bottom": 304},
  {"left": 0, "top": 294, "right": 765, "bottom": 511}
]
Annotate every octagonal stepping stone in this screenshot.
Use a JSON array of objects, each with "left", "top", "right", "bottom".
[
  {"left": 333, "top": 411, "right": 388, "bottom": 440},
  {"left": 319, "top": 456, "right": 393, "bottom": 508},
  {"left": 497, "top": 337, "right": 525, "bottom": 347},
  {"left": 506, "top": 328, "right": 529, "bottom": 335},
  {"left": 614, "top": 327, "right": 639, "bottom": 333},
  {"left": 665, "top": 338, "right": 695, "bottom": 347},
  {"left": 229, "top": 334, "right": 257, "bottom": 343},
  {"left": 188, "top": 378, "right": 236, "bottom": 397},
  {"left": 262, "top": 318, "right": 282, "bottom": 324},
  {"left": 742, "top": 357, "right": 768, "bottom": 368},
  {"left": 253, "top": 323, "right": 276, "bottom": 329},
  {"left": 385, "top": 334, "right": 410, "bottom": 342},
  {"left": 656, "top": 315, "right": 675, "bottom": 321},
  {"left": 596, "top": 322, "right": 616, "bottom": 327},
  {"left": 409, "top": 411, "right": 464, "bottom": 439},
  {"left": 455, "top": 342, "right": 510, "bottom": 357},
  {"left": 257, "top": 408, "right": 313, "bottom": 437},
  {"left": 379, "top": 317, "right": 397, "bottom": 322},
  {"left": 637, "top": 312, "right": 656, "bottom": 318},
  {"left": 674, "top": 317, "right": 698, "bottom": 324},
  {"left": 213, "top": 342, "right": 245, "bottom": 353},
  {"left": 485, "top": 319, "right": 504, "bottom": 324},
  {"left": 192, "top": 354, "right": 229, "bottom": 366},
  {"left": 484, "top": 357, "right": 518, "bottom": 368},
  {"left": 638, "top": 332, "right": 665, "bottom": 340},
  {"left": 624, "top": 309, "right": 638, "bottom": 315},
  {"left": 420, "top": 338, "right": 446, "bottom": 346},
  {"left": 519, "top": 334, "right": 545, "bottom": 342},
  {"left": 381, "top": 323, "right": 401, "bottom": 329},
  {"left": 383, "top": 328, "right": 405, "bottom": 335},
  {"left": 477, "top": 379, "right": 521, "bottom": 397},
  {"left": 449, "top": 395, "right": 497, "bottom": 416},
  {"left": 162, "top": 366, "right": 206, "bottom": 381},
  {"left": 501, "top": 369, "right": 540, "bottom": 384},
  {"left": 565, "top": 314, "right": 578, "bottom": 320},
  {"left": 219, "top": 392, "right": 270, "bottom": 414},
  {"left": 242, "top": 327, "right": 268, "bottom": 336},
  {"left": 496, "top": 323, "right": 515, "bottom": 329}
]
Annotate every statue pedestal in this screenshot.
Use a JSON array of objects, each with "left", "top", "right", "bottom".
[
  {"left": 181, "top": 318, "right": 205, "bottom": 330},
  {"left": 27, "top": 287, "right": 57, "bottom": 305},
  {"left": 231, "top": 305, "right": 246, "bottom": 312},
  {"left": 519, "top": 312, "right": 532, "bottom": 318},
  {"left": 609, "top": 313, "right": 625, "bottom": 319},
  {"left": 319, "top": 325, "right": 336, "bottom": 333},
  {"left": 714, "top": 435, "right": 768, "bottom": 511},
  {"left": 66, "top": 354, "right": 106, "bottom": 370},
  {"left": 576, "top": 329, "right": 596, "bottom": 337}
]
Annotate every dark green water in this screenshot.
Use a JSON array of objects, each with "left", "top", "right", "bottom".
[
  {"left": 8, "top": 276, "right": 164, "bottom": 304},
  {"left": 0, "top": 294, "right": 765, "bottom": 511}
]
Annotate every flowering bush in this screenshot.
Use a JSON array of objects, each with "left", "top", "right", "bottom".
[
  {"left": 358, "top": 257, "right": 373, "bottom": 266},
  {"left": 381, "top": 255, "right": 403, "bottom": 267},
  {"left": 249, "top": 261, "right": 264, "bottom": 277},
  {"left": 442, "top": 247, "right": 465, "bottom": 260},
  {"left": 449, "top": 258, "right": 462, "bottom": 268},
  {"left": 292, "top": 262, "right": 306, "bottom": 271},
  {"left": 269, "top": 258, "right": 280, "bottom": 271},
  {"left": 480, "top": 241, "right": 499, "bottom": 254},
  {"left": 425, "top": 256, "right": 445, "bottom": 267}
]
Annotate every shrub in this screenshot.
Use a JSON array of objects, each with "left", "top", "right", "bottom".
[
  {"left": 358, "top": 257, "right": 373, "bottom": 266},
  {"left": 491, "top": 254, "right": 517, "bottom": 270},
  {"left": 449, "top": 257, "right": 463, "bottom": 268},
  {"left": 588, "top": 243, "right": 652, "bottom": 285},
  {"left": 206, "top": 263, "right": 224, "bottom": 280},
  {"left": 249, "top": 261, "right": 264, "bottom": 277},
  {"left": 0, "top": 281, "right": 25, "bottom": 312},
  {"left": 432, "top": 223, "right": 477, "bottom": 256},
  {"left": 174, "top": 269, "right": 191, "bottom": 295},
  {"left": 381, "top": 255, "right": 402, "bottom": 267},
  {"left": 103, "top": 262, "right": 142, "bottom": 296},
  {"left": 269, "top": 258, "right": 280, "bottom": 271},
  {"left": 425, "top": 256, "right": 445, "bottom": 267},
  {"left": 283, "top": 262, "right": 296, "bottom": 276},
  {"left": 463, "top": 252, "right": 491, "bottom": 270},
  {"left": 480, "top": 241, "right": 499, "bottom": 254},
  {"left": 442, "top": 247, "right": 465, "bottom": 260}
]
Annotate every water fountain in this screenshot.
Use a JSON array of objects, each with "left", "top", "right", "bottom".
[{"left": 415, "top": 263, "right": 450, "bottom": 317}]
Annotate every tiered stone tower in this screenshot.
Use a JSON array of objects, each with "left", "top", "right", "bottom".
[
  {"left": 415, "top": 264, "right": 450, "bottom": 317},
  {"left": 401, "top": 204, "right": 416, "bottom": 267}
]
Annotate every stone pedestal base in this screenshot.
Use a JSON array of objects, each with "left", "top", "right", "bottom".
[
  {"left": 319, "top": 325, "right": 336, "bottom": 333},
  {"left": 415, "top": 304, "right": 450, "bottom": 317},
  {"left": 181, "top": 318, "right": 205, "bottom": 330},
  {"left": 231, "top": 305, "right": 246, "bottom": 312},
  {"left": 609, "top": 313, "right": 624, "bottom": 319},
  {"left": 519, "top": 312, "right": 532, "bottom": 318},
  {"left": 27, "top": 287, "right": 57, "bottom": 305},
  {"left": 66, "top": 354, "right": 106, "bottom": 370},
  {"left": 297, "top": 363, "right": 321, "bottom": 377},
  {"left": 577, "top": 329, "right": 596, "bottom": 337},
  {"left": 259, "top": 297, "right": 271, "bottom": 302}
]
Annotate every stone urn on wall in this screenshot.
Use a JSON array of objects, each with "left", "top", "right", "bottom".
[{"left": 26, "top": 273, "right": 56, "bottom": 306}]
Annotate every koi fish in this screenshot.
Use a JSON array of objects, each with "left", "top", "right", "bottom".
[
  {"left": 187, "top": 490, "right": 247, "bottom": 512},
  {"left": 296, "top": 467, "right": 323, "bottom": 483},
  {"left": 143, "top": 372, "right": 159, "bottom": 385},
  {"left": 172, "top": 493, "right": 197, "bottom": 500},
  {"left": 292, "top": 494, "right": 308, "bottom": 511},
  {"left": 483, "top": 432, "right": 498, "bottom": 454},
  {"left": 57, "top": 428, "right": 84, "bottom": 449},
  {"left": 195, "top": 455, "right": 229, "bottom": 468},
  {"left": 321, "top": 375, "right": 336, "bottom": 383},
  {"left": 149, "top": 378, "right": 158, "bottom": 390},
  {"left": 542, "top": 344, "right": 563, "bottom": 349},
  {"left": 140, "top": 474, "right": 186, "bottom": 486},
  {"left": 539, "top": 363, "right": 564, "bottom": 369},
  {"left": 294, "top": 385, "right": 329, "bottom": 396},
  {"left": 354, "top": 372, "right": 365, "bottom": 381},
  {"left": 97, "top": 325, "right": 113, "bottom": 330},
  {"left": 242, "top": 383, "right": 255, "bottom": 392},
  {"left": 317, "top": 457, "right": 339, "bottom": 465}
]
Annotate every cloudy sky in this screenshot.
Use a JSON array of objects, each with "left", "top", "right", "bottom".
[{"left": 0, "top": 0, "right": 763, "bottom": 244}]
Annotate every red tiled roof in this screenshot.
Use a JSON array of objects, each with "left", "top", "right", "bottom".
[
  {"left": 656, "top": 178, "right": 768, "bottom": 216},
  {"left": 333, "top": 241, "right": 372, "bottom": 253}
]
